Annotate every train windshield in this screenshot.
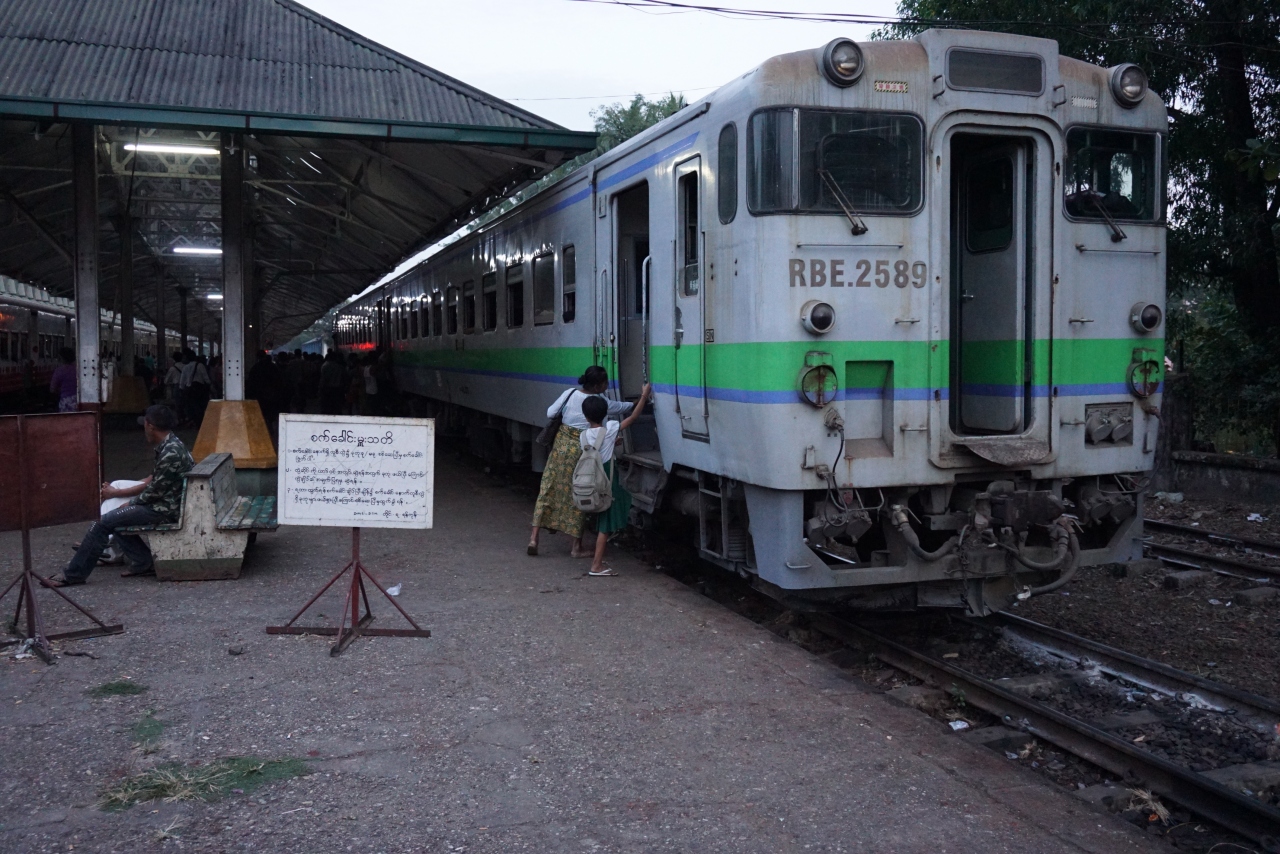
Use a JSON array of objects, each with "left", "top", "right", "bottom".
[
  {"left": 1064, "top": 128, "right": 1158, "bottom": 221},
  {"left": 748, "top": 108, "right": 923, "bottom": 215}
]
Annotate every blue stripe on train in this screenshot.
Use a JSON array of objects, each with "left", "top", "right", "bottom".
[{"left": 411, "top": 367, "right": 1160, "bottom": 404}]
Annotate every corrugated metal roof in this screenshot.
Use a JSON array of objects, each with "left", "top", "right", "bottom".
[
  {"left": 0, "top": 0, "right": 561, "bottom": 130},
  {"left": 0, "top": 0, "right": 596, "bottom": 345}
]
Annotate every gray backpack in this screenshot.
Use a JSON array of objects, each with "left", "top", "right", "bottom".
[{"left": 572, "top": 429, "right": 614, "bottom": 514}]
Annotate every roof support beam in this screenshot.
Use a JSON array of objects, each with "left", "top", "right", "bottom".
[
  {"left": 118, "top": 214, "right": 134, "bottom": 376},
  {"left": 0, "top": 182, "right": 72, "bottom": 267},
  {"left": 72, "top": 122, "right": 100, "bottom": 406},
  {"left": 221, "top": 134, "right": 245, "bottom": 400}
]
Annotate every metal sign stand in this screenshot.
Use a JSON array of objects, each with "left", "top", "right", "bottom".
[
  {"left": 266, "top": 527, "right": 430, "bottom": 656},
  {"left": 0, "top": 415, "right": 124, "bottom": 664}
]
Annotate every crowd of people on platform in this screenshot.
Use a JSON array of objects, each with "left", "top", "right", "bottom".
[
  {"left": 20, "top": 344, "right": 406, "bottom": 432},
  {"left": 244, "top": 348, "right": 400, "bottom": 432}
]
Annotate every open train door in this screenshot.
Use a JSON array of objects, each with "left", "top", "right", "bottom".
[
  {"left": 673, "top": 156, "right": 709, "bottom": 439},
  {"left": 941, "top": 127, "right": 1055, "bottom": 467}
]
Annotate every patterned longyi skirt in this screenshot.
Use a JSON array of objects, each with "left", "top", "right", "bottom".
[{"left": 531, "top": 425, "right": 585, "bottom": 538}]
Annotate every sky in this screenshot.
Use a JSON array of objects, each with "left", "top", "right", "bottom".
[
  {"left": 287, "top": 0, "right": 903, "bottom": 314},
  {"left": 297, "top": 0, "right": 902, "bottom": 131}
]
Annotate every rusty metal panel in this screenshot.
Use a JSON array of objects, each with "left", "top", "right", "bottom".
[{"left": 0, "top": 412, "right": 100, "bottom": 533}]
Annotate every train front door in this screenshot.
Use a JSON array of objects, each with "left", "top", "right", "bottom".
[
  {"left": 673, "top": 156, "right": 709, "bottom": 438},
  {"left": 949, "top": 135, "right": 1032, "bottom": 436}
]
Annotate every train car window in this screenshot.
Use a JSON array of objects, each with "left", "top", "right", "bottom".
[
  {"left": 409, "top": 299, "right": 420, "bottom": 339},
  {"left": 750, "top": 109, "right": 923, "bottom": 216},
  {"left": 419, "top": 299, "right": 429, "bottom": 338},
  {"left": 718, "top": 123, "right": 738, "bottom": 224},
  {"left": 506, "top": 264, "right": 525, "bottom": 328},
  {"left": 1064, "top": 128, "right": 1158, "bottom": 222},
  {"left": 799, "top": 111, "right": 922, "bottom": 213},
  {"left": 747, "top": 109, "right": 795, "bottom": 211},
  {"left": 678, "top": 171, "right": 700, "bottom": 295},
  {"left": 532, "top": 255, "right": 555, "bottom": 326},
  {"left": 400, "top": 297, "right": 410, "bottom": 340},
  {"left": 445, "top": 286, "right": 459, "bottom": 335},
  {"left": 462, "top": 281, "right": 477, "bottom": 333},
  {"left": 0, "top": 331, "right": 8, "bottom": 360},
  {"left": 481, "top": 273, "right": 498, "bottom": 331},
  {"left": 966, "top": 159, "right": 1014, "bottom": 252},
  {"left": 562, "top": 245, "right": 576, "bottom": 323},
  {"left": 431, "top": 292, "right": 443, "bottom": 337}
]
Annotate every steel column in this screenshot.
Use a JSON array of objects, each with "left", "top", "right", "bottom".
[
  {"left": 222, "top": 133, "right": 245, "bottom": 400},
  {"left": 71, "top": 123, "right": 100, "bottom": 406},
  {"left": 118, "top": 215, "right": 134, "bottom": 375},
  {"left": 177, "top": 287, "right": 188, "bottom": 352},
  {"left": 155, "top": 271, "right": 166, "bottom": 362}
]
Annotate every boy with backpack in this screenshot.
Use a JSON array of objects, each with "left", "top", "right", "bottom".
[{"left": 574, "top": 383, "right": 651, "bottom": 576}]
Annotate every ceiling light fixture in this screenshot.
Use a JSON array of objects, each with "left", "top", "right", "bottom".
[
  {"left": 125, "top": 142, "right": 220, "bottom": 156},
  {"left": 172, "top": 246, "right": 222, "bottom": 256},
  {"left": 206, "top": 293, "right": 224, "bottom": 300}
]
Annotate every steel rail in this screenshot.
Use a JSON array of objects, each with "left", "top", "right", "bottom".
[
  {"left": 1144, "top": 541, "right": 1280, "bottom": 584},
  {"left": 807, "top": 613, "right": 1280, "bottom": 846},
  {"left": 1145, "top": 518, "right": 1280, "bottom": 558},
  {"left": 990, "top": 613, "right": 1280, "bottom": 734}
]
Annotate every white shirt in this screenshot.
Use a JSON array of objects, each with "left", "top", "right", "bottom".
[
  {"left": 179, "top": 361, "right": 196, "bottom": 388},
  {"left": 580, "top": 422, "right": 621, "bottom": 463},
  {"left": 547, "top": 388, "right": 633, "bottom": 431},
  {"left": 191, "top": 362, "right": 210, "bottom": 386}
]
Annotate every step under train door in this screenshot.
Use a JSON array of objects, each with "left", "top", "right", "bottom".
[{"left": 673, "top": 156, "right": 709, "bottom": 439}]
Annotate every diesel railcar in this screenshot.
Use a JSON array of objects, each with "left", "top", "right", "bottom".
[{"left": 336, "top": 29, "right": 1167, "bottom": 615}]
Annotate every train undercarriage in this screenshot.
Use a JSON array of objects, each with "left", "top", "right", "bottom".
[{"left": 411, "top": 394, "right": 1142, "bottom": 617}]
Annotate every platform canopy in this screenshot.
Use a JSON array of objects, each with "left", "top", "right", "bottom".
[{"left": 0, "top": 0, "right": 596, "bottom": 350}]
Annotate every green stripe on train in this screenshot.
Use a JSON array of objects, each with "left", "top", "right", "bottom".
[{"left": 393, "top": 337, "right": 1162, "bottom": 391}]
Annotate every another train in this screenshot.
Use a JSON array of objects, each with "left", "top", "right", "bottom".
[
  {"left": 0, "top": 276, "right": 194, "bottom": 400},
  {"left": 335, "top": 30, "right": 1167, "bottom": 615}
]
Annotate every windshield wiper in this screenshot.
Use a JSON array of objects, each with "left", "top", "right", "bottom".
[
  {"left": 818, "top": 169, "right": 868, "bottom": 236},
  {"left": 1088, "top": 193, "right": 1128, "bottom": 243}
]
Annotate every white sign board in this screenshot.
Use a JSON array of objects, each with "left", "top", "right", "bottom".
[{"left": 278, "top": 414, "right": 434, "bottom": 529}]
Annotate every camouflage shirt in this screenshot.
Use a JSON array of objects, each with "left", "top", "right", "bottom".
[{"left": 134, "top": 432, "right": 194, "bottom": 521}]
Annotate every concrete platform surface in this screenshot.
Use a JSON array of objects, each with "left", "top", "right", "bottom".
[{"left": 0, "top": 430, "right": 1163, "bottom": 853}]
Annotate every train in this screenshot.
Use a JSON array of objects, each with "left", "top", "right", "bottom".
[
  {"left": 334, "top": 29, "right": 1167, "bottom": 615},
  {"left": 0, "top": 276, "right": 198, "bottom": 399}
]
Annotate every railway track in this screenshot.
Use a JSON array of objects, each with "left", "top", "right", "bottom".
[
  {"left": 806, "top": 611, "right": 1280, "bottom": 847},
  {"left": 1144, "top": 518, "right": 1280, "bottom": 583}
]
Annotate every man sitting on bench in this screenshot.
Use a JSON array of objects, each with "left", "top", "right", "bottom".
[{"left": 47, "top": 405, "right": 194, "bottom": 587}]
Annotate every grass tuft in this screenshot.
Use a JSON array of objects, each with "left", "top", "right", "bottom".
[
  {"left": 99, "top": 756, "right": 309, "bottom": 811},
  {"left": 87, "top": 680, "right": 147, "bottom": 698},
  {"left": 131, "top": 711, "right": 167, "bottom": 744}
]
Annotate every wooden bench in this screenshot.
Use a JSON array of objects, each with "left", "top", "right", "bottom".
[{"left": 118, "top": 452, "right": 278, "bottom": 581}]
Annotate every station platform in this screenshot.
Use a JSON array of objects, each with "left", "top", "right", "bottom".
[{"left": 0, "top": 427, "right": 1163, "bottom": 853}]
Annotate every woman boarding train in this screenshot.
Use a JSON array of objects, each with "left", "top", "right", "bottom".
[{"left": 527, "top": 366, "right": 648, "bottom": 559}]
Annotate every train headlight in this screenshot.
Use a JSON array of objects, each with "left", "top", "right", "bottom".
[
  {"left": 801, "top": 300, "right": 836, "bottom": 335},
  {"left": 1110, "top": 64, "right": 1148, "bottom": 108},
  {"left": 820, "top": 38, "right": 865, "bottom": 87},
  {"left": 1130, "top": 302, "right": 1162, "bottom": 333}
]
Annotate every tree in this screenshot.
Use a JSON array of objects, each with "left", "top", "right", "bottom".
[
  {"left": 878, "top": 1, "right": 1280, "bottom": 333},
  {"left": 591, "top": 93, "right": 688, "bottom": 153}
]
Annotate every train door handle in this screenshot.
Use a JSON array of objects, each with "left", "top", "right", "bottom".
[
  {"left": 960, "top": 291, "right": 976, "bottom": 303},
  {"left": 674, "top": 306, "right": 684, "bottom": 348}
]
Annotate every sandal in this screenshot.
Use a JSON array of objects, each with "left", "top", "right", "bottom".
[
  {"left": 42, "top": 574, "right": 85, "bottom": 588},
  {"left": 527, "top": 543, "right": 538, "bottom": 556},
  {"left": 588, "top": 567, "right": 617, "bottom": 577}
]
